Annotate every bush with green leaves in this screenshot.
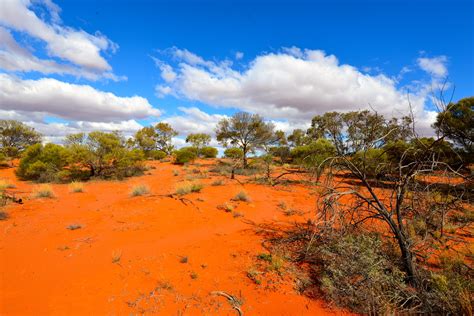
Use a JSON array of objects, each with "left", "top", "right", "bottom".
[
  {"left": 174, "top": 147, "right": 197, "bottom": 164},
  {"left": 200, "top": 146, "right": 218, "bottom": 158},
  {"left": 291, "top": 138, "right": 336, "bottom": 174},
  {"left": 224, "top": 147, "right": 243, "bottom": 159},
  {"left": 16, "top": 143, "right": 70, "bottom": 182},
  {"left": 148, "top": 149, "right": 167, "bottom": 160},
  {"left": 352, "top": 148, "right": 389, "bottom": 179},
  {"left": 0, "top": 120, "right": 42, "bottom": 158}
]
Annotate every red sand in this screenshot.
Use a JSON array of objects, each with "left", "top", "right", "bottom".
[{"left": 0, "top": 161, "right": 345, "bottom": 315}]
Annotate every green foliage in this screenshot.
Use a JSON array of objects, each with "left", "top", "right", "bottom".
[
  {"left": 433, "top": 97, "right": 473, "bottom": 156},
  {"left": 17, "top": 131, "right": 145, "bottom": 182},
  {"left": 174, "top": 147, "right": 197, "bottom": 164},
  {"left": 308, "top": 111, "right": 412, "bottom": 154},
  {"left": 200, "top": 146, "right": 218, "bottom": 158},
  {"left": 306, "top": 233, "right": 413, "bottom": 314},
  {"left": 216, "top": 112, "right": 275, "bottom": 168},
  {"left": 16, "top": 143, "right": 70, "bottom": 182},
  {"left": 133, "top": 122, "right": 178, "bottom": 156},
  {"left": 185, "top": 133, "right": 211, "bottom": 152},
  {"left": 0, "top": 120, "right": 42, "bottom": 158},
  {"left": 291, "top": 138, "right": 336, "bottom": 173},
  {"left": 384, "top": 138, "right": 458, "bottom": 168},
  {"left": 224, "top": 147, "right": 243, "bottom": 159},
  {"left": 148, "top": 149, "right": 167, "bottom": 160},
  {"left": 352, "top": 148, "right": 389, "bottom": 179}
]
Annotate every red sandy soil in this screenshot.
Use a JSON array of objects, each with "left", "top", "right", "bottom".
[{"left": 0, "top": 160, "right": 347, "bottom": 315}]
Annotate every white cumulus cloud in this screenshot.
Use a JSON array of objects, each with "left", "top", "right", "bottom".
[{"left": 0, "top": 73, "right": 161, "bottom": 122}]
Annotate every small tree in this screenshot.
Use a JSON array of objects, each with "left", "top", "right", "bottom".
[
  {"left": 433, "top": 97, "right": 473, "bottom": 157},
  {"left": 155, "top": 122, "right": 178, "bottom": 154},
  {"left": 133, "top": 123, "right": 178, "bottom": 157},
  {"left": 216, "top": 112, "right": 275, "bottom": 168},
  {"left": 0, "top": 120, "right": 42, "bottom": 158},
  {"left": 185, "top": 133, "right": 211, "bottom": 156}
]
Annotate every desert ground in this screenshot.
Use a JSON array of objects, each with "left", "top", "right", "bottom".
[{"left": 0, "top": 160, "right": 346, "bottom": 315}]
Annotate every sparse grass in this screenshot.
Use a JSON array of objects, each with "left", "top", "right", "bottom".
[
  {"left": 190, "top": 271, "right": 198, "bottom": 279},
  {"left": 33, "top": 184, "right": 55, "bottom": 198},
  {"left": 0, "top": 211, "right": 8, "bottom": 221},
  {"left": 130, "top": 184, "right": 150, "bottom": 196},
  {"left": 0, "top": 179, "right": 15, "bottom": 191},
  {"left": 69, "top": 181, "right": 84, "bottom": 193},
  {"left": 211, "top": 179, "right": 225, "bottom": 186},
  {"left": 66, "top": 224, "right": 82, "bottom": 230},
  {"left": 172, "top": 170, "right": 179, "bottom": 176},
  {"left": 217, "top": 203, "right": 234, "bottom": 212},
  {"left": 175, "top": 181, "right": 203, "bottom": 195},
  {"left": 247, "top": 268, "right": 262, "bottom": 285},
  {"left": 232, "top": 190, "right": 250, "bottom": 202},
  {"left": 179, "top": 256, "right": 188, "bottom": 263},
  {"left": 112, "top": 250, "right": 122, "bottom": 264}
]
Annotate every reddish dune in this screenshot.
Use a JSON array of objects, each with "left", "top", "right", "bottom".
[{"left": 0, "top": 161, "right": 346, "bottom": 315}]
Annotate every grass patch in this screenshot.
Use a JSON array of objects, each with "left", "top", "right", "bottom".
[
  {"left": 211, "top": 179, "right": 225, "bottom": 186},
  {"left": 179, "top": 256, "right": 189, "bottom": 263},
  {"left": 232, "top": 190, "right": 250, "bottom": 202},
  {"left": 0, "top": 179, "right": 15, "bottom": 191},
  {"left": 172, "top": 170, "right": 179, "bottom": 176},
  {"left": 175, "top": 181, "right": 203, "bottom": 195},
  {"left": 69, "top": 181, "right": 84, "bottom": 193},
  {"left": 130, "top": 184, "right": 150, "bottom": 196},
  {"left": 33, "top": 184, "right": 55, "bottom": 198},
  {"left": 217, "top": 203, "right": 234, "bottom": 212}
]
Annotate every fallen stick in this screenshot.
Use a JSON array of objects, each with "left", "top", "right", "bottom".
[{"left": 211, "top": 291, "right": 243, "bottom": 316}]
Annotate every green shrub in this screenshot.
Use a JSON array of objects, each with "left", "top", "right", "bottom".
[
  {"left": 174, "top": 147, "right": 197, "bottom": 164},
  {"left": 352, "top": 148, "right": 388, "bottom": 179},
  {"left": 16, "top": 143, "right": 69, "bottom": 182},
  {"left": 201, "top": 146, "right": 218, "bottom": 158},
  {"left": 290, "top": 138, "right": 335, "bottom": 173},
  {"left": 148, "top": 150, "right": 167, "bottom": 160},
  {"left": 224, "top": 147, "right": 243, "bottom": 159}
]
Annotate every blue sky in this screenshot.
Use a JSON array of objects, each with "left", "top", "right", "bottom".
[{"left": 0, "top": 0, "right": 472, "bottom": 142}]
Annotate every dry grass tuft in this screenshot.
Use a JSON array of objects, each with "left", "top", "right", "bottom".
[
  {"left": 0, "top": 179, "right": 15, "bottom": 191},
  {"left": 33, "top": 184, "right": 55, "bottom": 198},
  {"left": 69, "top": 181, "right": 84, "bottom": 193},
  {"left": 232, "top": 190, "right": 250, "bottom": 202},
  {"left": 130, "top": 184, "right": 150, "bottom": 196},
  {"left": 175, "top": 181, "right": 203, "bottom": 195}
]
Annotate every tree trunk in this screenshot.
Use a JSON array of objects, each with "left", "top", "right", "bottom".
[
  {"left": 242, "top": 146, "right": 248, "bottom": 169},
  {"left": 394, "top": 228, "right": 417, "bottom": 284}
]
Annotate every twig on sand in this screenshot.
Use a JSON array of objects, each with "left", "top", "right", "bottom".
[{"left": 211, "top": 291, "right": 243, "bottom": 316}]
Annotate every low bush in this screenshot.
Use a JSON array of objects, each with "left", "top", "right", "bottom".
[
  {"left": 174, "top": 147, "right": 197, "bottom": 164},
  {"left": 201, "top": 146, "right": 218, "bottom": 158},
  {"left": 224, "top": 147, "right": 243, "bottom": 159},
  {"left": 148, "top": 150, "right": 167, "bottom": 160}
]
